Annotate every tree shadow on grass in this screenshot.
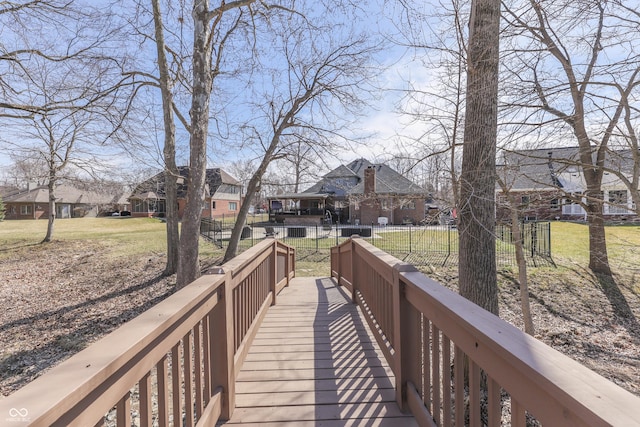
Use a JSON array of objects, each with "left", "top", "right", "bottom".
[
  {"left": 596, "top": 273, "right": 640, "bottom": 339},
  {"left": 0, "top": 277, "right": 174, "bottom": 395},
  {"left": 0, "top": 242, "right": 40, "bottom": 253},
  {"left": 0, "top": 273, "right": 170, "bottom": 334}
]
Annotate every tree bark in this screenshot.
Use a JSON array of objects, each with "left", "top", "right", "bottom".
[
  {"left": 510, "top": 212, "right": 535, "bottom": 335},
  {"left": 43, "top": 178, "right": 56, "bottom": 243},
  {"left": 224, "top": 159, "right": 270, "bottom": 261},
  {"left": 177, "top": 0, "right": 214, "bottom": 288},
  {"left": 586, "top": 199, "right": 611, "bottom": 275},
  {"left": 458, "top": 0, "right": 501, "bottom": 315},
  {"left": 151, "top": 0, "right": 179, "bottom": 276}
]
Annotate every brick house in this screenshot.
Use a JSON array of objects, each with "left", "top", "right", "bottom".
[
  {"left": 496, "top": 147, "right": 639, "bottom": 222},
  {"left": 2, "top": 184, "right": 122, "bottom": 220},
  {"left": 267, "top": 159, "right": 427, "bottom": 225},
  {"left": 129, "top": 167, "right": 242, "bottom": 219}
]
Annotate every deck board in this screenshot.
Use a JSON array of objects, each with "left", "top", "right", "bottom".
[{"left": 218, "top": 276, "right": 417, "bottom": 426}]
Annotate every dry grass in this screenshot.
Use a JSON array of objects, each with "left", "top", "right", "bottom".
[{"left": 0, "top": 218, "right": 638, "bottom": 400}]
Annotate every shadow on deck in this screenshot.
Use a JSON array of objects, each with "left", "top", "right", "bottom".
[
  {"left": 1, "top": 237, "right": 638, "bottom": 426},
  {"left": 221, "top": 276, "right": 416, "bottom": 426}
]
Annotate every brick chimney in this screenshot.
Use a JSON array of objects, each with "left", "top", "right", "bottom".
[{"left": 364, "top": 166, "right": 376, "bottom": 194}]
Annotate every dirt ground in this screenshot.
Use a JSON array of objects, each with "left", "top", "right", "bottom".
[
  {"left": 1, "top": 240, "right": 639, "bottom": 400},
  {"left": 424, "top": 262, "right": 640, "bottom": 397},
  {"left": 0, "top": 240, "right": 178, "bottom": 396}
]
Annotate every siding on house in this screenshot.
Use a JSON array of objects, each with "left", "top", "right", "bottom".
[
  {"left": 129, "top": 167, "right": 242, "bottom": 219},
  {"left": 496, "top": 147, "right": 639, "bottom": 222},
  {"left": 2, "top": 185, "right": 120, "bottom": 220},
  {"left": 269, "top": 158, "right": 427, "bottom": 226}
]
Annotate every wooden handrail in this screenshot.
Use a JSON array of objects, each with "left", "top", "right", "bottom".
[
  {"left": 331, "top": 237, "right": 640, "bottom": 426},
  {"left": 0, "top": 238, "right": 295, "bottom": 427}
]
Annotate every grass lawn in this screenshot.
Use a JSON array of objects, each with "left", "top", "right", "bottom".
[
  {"left": 0, "top": 217, "right": 222, "bottom": 261},
  {"left": 2, "top": 217, "right": 639, "bottom": 278},
  {"left": 550, "top": 221, "right": 640, "bottom": 275},
  {"left": 1, "top": 217, "right": 638, "bottom": 398}
]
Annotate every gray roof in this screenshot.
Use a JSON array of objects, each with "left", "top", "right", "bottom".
[
  {"left": 130, "top": 166, "right": 240, "bottom": 200},
  {"left": 4, "top": 184, "right": 113, "bottom": 204},
  {"left": 0, "top": 185, "right": 20, "bottom": 198},
  {"left": 498, "top": 146, "right": 637, "bottom": 191},
  {"left": 301, "top": 158, "right": 425, "bottom": 197}
]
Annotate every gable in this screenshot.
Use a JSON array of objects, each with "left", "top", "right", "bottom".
[
  {"left": 131, "top": 167, "right": 241, "bottom": 200},
  {"left": 301, "top": 158, "right": 425, "bottom": 197}
]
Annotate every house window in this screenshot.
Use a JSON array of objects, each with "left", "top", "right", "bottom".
[
  {"left": 229, "top": 202, "right": 237, "bottom": 211},
  {"left": 401, "top": 201, "right": 416, "bottom": 210},
  {"left": 381, "top": 200, "right": 389, "bottom": 210},
  {"left": 550, "top": 198, "right": 560, "bottom": 210},
  {"left": 520, "top": 195, "right": 530, "bottom": 206},
  {"left": 212, "top": 201, "right": 216, "bottom": 210},
  {"left": 20, "top": 205, "right": 32, "bottom": 215},
  {"left": 562, "top": 194, "right": 586, "bottom": 215},
  {"left": 133, "top": 200, "right": 144, "bottom": 213},
  {"left": 608, "top": 190, "right": 630, "bottom": 214}
]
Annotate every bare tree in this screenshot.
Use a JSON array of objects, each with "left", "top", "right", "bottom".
[
  {"left": 458, "top": 0, "right": 501, "bottom": 314},
  {"left": 501, "top": 0, "right": 640, "bottom": 276},
  {"left": 280, "top": 135, "right": 322, "bottom": 194},
  {"left": 496, "top": 172, "right": 535, "bottom": 335},
  {"left": 4, "top": 155, "right": 49, "bottom": 187},
  {"left": 0, "top": 1, "right": 138, "bottom": 242},
  {"left": 151, "top": 0, "right": 180, "bottom": 275},
  {"left": 223, "top": 26, "right": 376, "bottom": 261},
  {"left": 2, "top": 60, "right": 135, "bottom": 242},
  {"left": 393, "top": 0, "right": 469, "bottom": 212},
  {"left": 177, "top": 0, "right": 267, "bottom": 289}
]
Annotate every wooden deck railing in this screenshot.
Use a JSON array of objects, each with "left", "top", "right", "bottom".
[
  {"left": 0, "top": 238, "right": 295, "bottom": 427},
  {"left": 331, "top": 236, "right": 640, "bottom": 426}
]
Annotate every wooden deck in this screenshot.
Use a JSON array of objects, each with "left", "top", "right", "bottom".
[{"left": 219, "top": 276, "right": 417, "bottom": 426}]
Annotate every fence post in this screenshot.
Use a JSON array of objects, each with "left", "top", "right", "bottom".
[
  {"left": 531, "top": 222, "right": 536, "bottom": 258},
  {"left": 409, "top": 224, "right": 412, "bottom": 253},
  {"left": 315, "top": 224, "right": 319, "bottom": 253},
  {"left": 211, "top": 271, "right": 235, "bottom": 420}
]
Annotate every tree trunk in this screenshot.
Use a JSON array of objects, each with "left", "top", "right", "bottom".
[
  {"left": 224, "top": 158, "right": 271, "bottom": 261},
  {"left": 152, "top": 0, "right": 179, "bottom": 276},
  {"left": 43, "top": 179, "right": 56, "bottom": 243},
  {"left": 510, "top": 214, "right": 535, "bottom": 335},
  {"left": 458, "top": 0, "right": 501, "bottom": 315},
  {"left": 587, "top": 200, "right": 611, "bottom": 275},
  {"left": 177, "top": 0, "right": 213, "bottom": 289}
]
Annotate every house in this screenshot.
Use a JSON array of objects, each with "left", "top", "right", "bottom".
[
  {"left": 2, "top": 184, "right": 121, "bottom": 220},
  {"left": 496, "top": 147, "right": 638, "bottom": 222},
  {"left": 128, "top": 167, "right": 242, "bottom": 219},
  {"left": 267, "top": 158, "right": 427, "bottom": 225}
]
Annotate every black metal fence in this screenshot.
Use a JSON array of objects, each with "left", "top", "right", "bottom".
[{"left": 200, "top": 219, "right": 554, "bottom": 267}]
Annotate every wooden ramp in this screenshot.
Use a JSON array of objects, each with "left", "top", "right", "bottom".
[{"left": 219, "top": 276, "right": 417, "bottom": 426}]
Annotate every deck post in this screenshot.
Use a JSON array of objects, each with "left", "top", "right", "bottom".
[
  {"left": 393, "top": 262, "right": 420, "bottom": 413},
  {"left": 350, "top": 236, "right": 360, "bottom": 304},
  {"left": 211, "top": 273, "right": 236, "bottom": 420},
  {"left": 285, "top": 245, "right": 291, "bottom": 287},
  {"left": 270, "top": 237, "right": 277, "bottom": 305}
]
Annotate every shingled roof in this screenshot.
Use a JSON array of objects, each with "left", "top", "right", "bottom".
[
  {"left": 130, "top": 166, "right": 240, "bottom": 200},
  {"left": 301, "top": 158, "right": 425, "bottom": 197},
  {"left": 3, "top": 184, "right": 113, "bottom": 204},
  {"left": 499, "top": 146, "right": 637, "bottom": 192}
]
